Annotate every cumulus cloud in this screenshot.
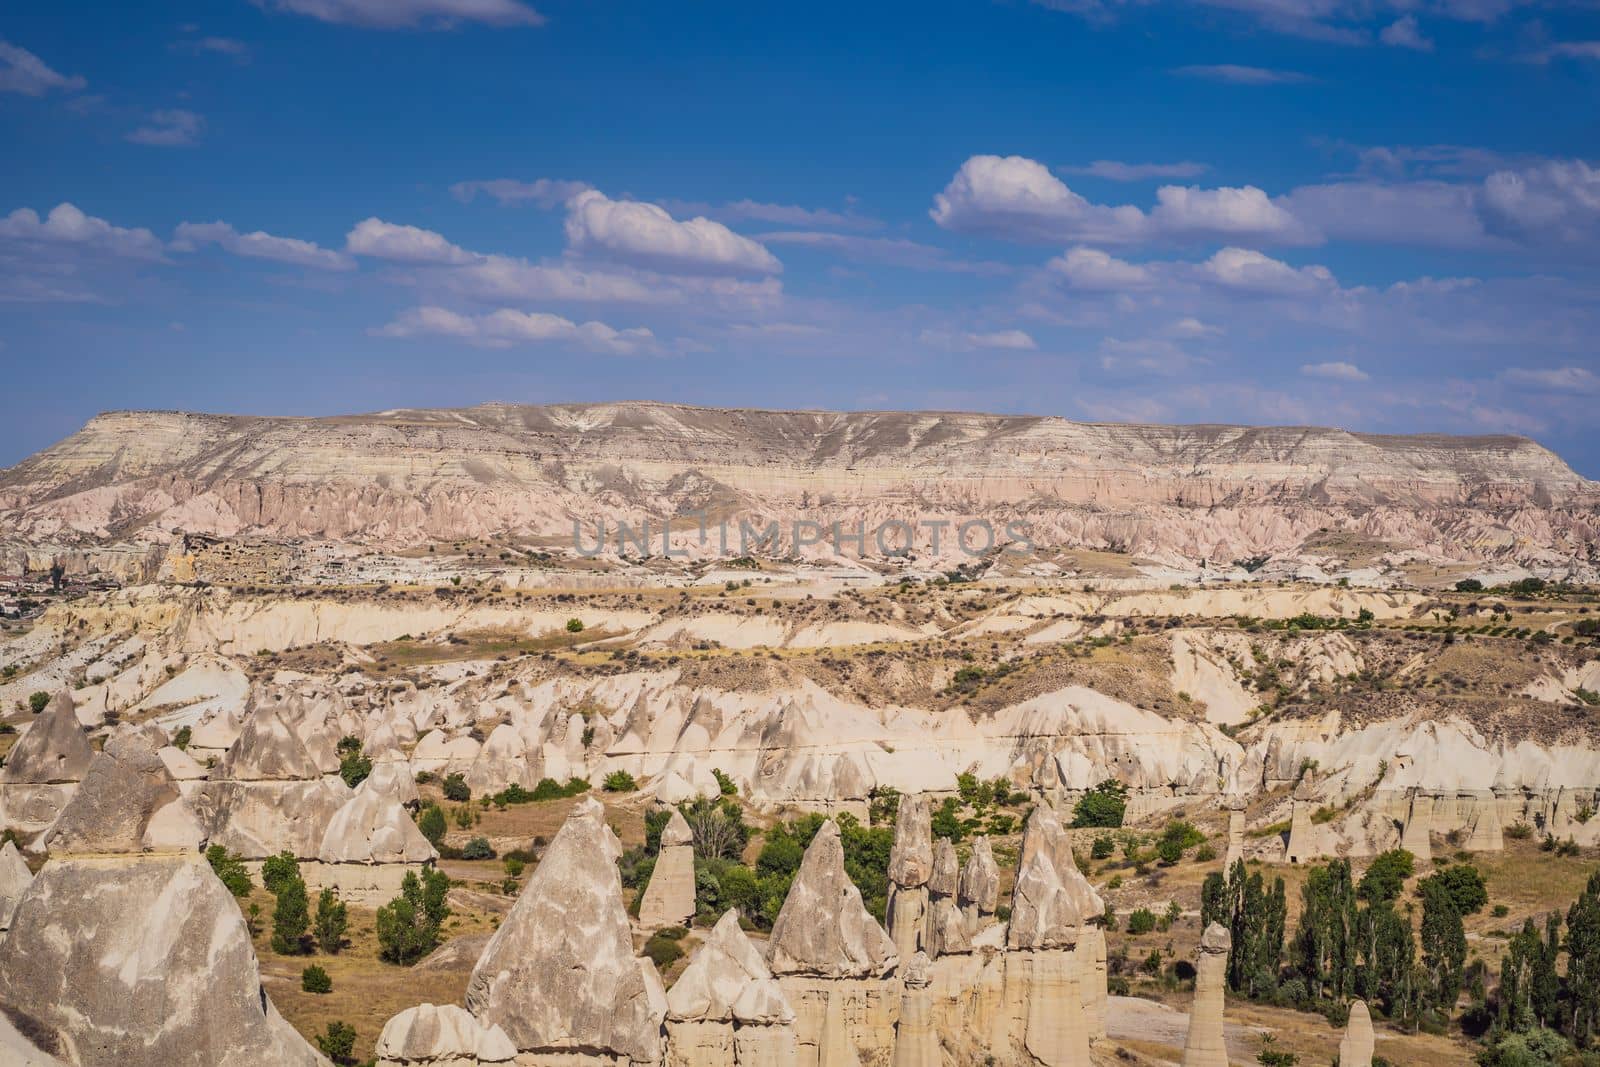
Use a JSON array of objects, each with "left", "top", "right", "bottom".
[
  {"left": 1173, "top": 65, "right": 1313, "bottom": 85},
  {"left": 1166, "top": 317, "right": 1223, "bottom": 338},
  {"left": 0, "top": 203, "right": 165, "bottom": 260},
  {"left": 1477, "top": 160, "right": 1600, "bottom": 248},
  {"left": 173, "top": 221, "right": 354, "bottom": 270},
  {"left": 372, "top": 305, "right": 654, "bottom": 354},
  {"left": 920, "top": 328, "right": 1038, "bottom": 351},
  {"left": 0, "top": 40, "right": 85, "bottom": 96},
  {"left": 1200, "top": 247, "right": 1335, "bottom": 295},
  {"left": 1281, "top": 181, "right": 1487, "bottom": 248},
  {"left": 757, "top": 231, "right": 1005, "bottom": 274},
  {"left": 564, "top": 190, "right": 782, "bottom": 276},
  {"left": 450, "top": 178, "right": 591, "bottom": 207},
  {"left": 1301, "top": 360, "right": 1370, "bottom": 381},
  {"left": 126, "top": 109, "right": 204, "bottom": 147},
  {"left": 931, "top": 155, "right": 1146, "bottom": 244},
  {"left": 346, "top": 217, "right": 475, "bottom": 264},
  {"left": 1047, "top": 246, "right": 1153, "bottom": 290},
  {"left": 1380, "top": 15, "right": 1433, "bottom": 50},
  {"left": 1060, "top": 160, "right": 1210, "bottom": 181},
  {"left": 933, "top": 156, "right": 1313, "bottom": 246},
  {"left": 252, "top": 0, "right": 544, "bottom": 29}
]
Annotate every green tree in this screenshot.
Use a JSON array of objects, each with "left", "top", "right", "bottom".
[
  {"left": 376, "top": 868, "right": 451, "bottom": 965},
  {"left": 1357, "top": 849, "right": 1414, "bottom": 904},
  {"left": 1071, "top": 779, "right": 1128, "bottom": 828},
  {"left": 1420, "top": 875, "right": 1467, "bottom": 1012},
  {"left": 205, "top": 844, "right": 253, "bottom": 897},
  {"left": 1566, "top": 870, "right": 1600, "bottom": 1045},
  {"left": 1294, "top": 859, "right": 1359, "bottom": 1004},
  {"left": 442, "top": 774, "right": 470, "bottom": 802},
  {"left": 314, "top": 888, "right": 348, "bottom": 954},
  {"left": 417, "top": 804, "right": 447, "bottom": 845},
  {"left": 261, "top": 851, "right": 301, "bottom": 896},
  {"left": 603, "top": 770, "right": 637, "bottom": 792},
  {"left": 565, "top": 617, "right": 584, "bottom": 633},
  {"left": 335, "top": 735, "right": 371, "bottom": 788},
  {"left": 28, "top": 691, "right": 49, "bottom": 713},
  {"left": 1422, "top": 864, "right": 1488, "bottom": 915},
  {"left": 301, "top": 964, "right": 332, "bottom": 993},
  {"left": 271, "top": 874, "right": 310, "bottom": 955},
  {"left": 315, "top": 1021, "right": 356, "bottom": 1065}
]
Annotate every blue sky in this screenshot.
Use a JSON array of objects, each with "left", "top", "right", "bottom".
[{"left": 2, "top": 1, "right": 1598, "bottom": 475}]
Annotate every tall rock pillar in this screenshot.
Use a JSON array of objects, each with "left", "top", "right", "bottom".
[
  {"left": 885, "top": 795, "right": 933, "bottom": 960},
  {"left": 891, "top": 952, "right": 939, "bottom": 1067},
  {"left": 641, "top": 808, "right": 697, "bottom": 929},
  {"left": 1338, "top": 999, "right": 1375, "bottom": 1067},
  {"left": 1182, "top": 922, "right": 1231, "bottom": 1067}
]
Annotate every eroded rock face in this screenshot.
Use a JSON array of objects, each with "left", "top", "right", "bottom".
[
  {"left": 0, "top": 840, "right": 33, "bottom": 930},
  {"left": 887, "top": 795, "right": 933, "bottom": 887},
  {"left": 465, "top": 797, "right": 662, "bottom": 1061},
  {"left": 768, "top": 819, "right": 897, "bottom": 979},
  {"left": 1182, "top": 922, "right": 1232, "bottom": 1067},
  {"left": 957, "top": 835, "right": 999, "bottom": 931},
  {"left": 43, "top": 730, "right": 200, "bottom": 855},
  {"left": 217, "top": 705, "right": 322, "bottom": 781},
  {"left": 1, "top": 692, "right": 94, "bottom": 785},
  {"left": 667, "top": 910, "right": 793, "bottom": 1025},
  {"left": 1339, "top": 999, "right": 1375, "bottom": 1067},
  {"left": 0, "top": 855, "right": 323, "bottom": 1067},
  {"left": 1008, "top": 806, "right": 1086, "bottom": 952},
  {"left": 317, "top": 782, "right": 437, "bottom": 864},
  {"left": 642, "top": 808, "right": 697, "bottom": 930},
  {"left": 374, "top": 1003, "right": 515, "bottom": 1066}
]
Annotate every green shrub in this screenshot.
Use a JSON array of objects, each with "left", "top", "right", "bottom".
[
  {"left": 1091, "top": 834, "right": 1116, "bottom": 860},
  {"left": 565, "top": 618, "right": 584, "bottom": 633},
  {"left": 1421, "top": 864, "right": 1487, "bottom": 915},
  {"left": 262, "top": 851, "right": 302, "bottom": 896},
  {"left": 442, "top": 774, "right": 471, "bottom": 802},
  {"left": 462, "top": 836, "right": 495, "bottom": 860},
  {"left": 530, "top": 777, "right": 590, "bottom": 801},
  {"left": 643, "top": 930, "right": 684, "bottom": 968},
  {"left": 1357, "top": 848, "right": 1414, "bottom": 904},
  {"left": 315, "top": 1021, "right": 357, "bottom": 1065},
  {"left": 271, "top": 874, "right": 310, "bottom": 955},
  {"left": 417, "top": 804, "right": 447, "bottom": 845},
  {"left": 603, "top": 770, "right": 637, "bottom": 793},
  {"left": 205, "top": 844, "right": 253, "bottom": 897},
  {"left": 301, "top": 964, "right": 332, "bottom": 994},
  {"left": 712, "top": 768, "right": 738, "bottom": 796},
  {"left": 1127, "top": 907, "right": 1157, "bottom": 935},
  {"left": 172, "top": 725, "right": 192, "bottom": 750},
  {"left": 314, "top": 888, "right": 348, "bottom": 953},
  {"left": 503, "top": 856, "right": 525, "bottom": 878},
  {"left": 376, "top": 868, "right": 451, "bottom": 965},
  {"left": 28, "top": 691, "right": 49, "bottom": 714},
  {"left": 1071, "top": 779, "right": 1128, "bottom": 828}
]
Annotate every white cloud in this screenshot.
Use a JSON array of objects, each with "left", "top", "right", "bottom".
[
  {"left": 930, "top": 155, "right": 1146, "bottom": 244},
  {"left": 1281, "top": 181, "right": 1487, "bottom": 248},
  {"left": 1501, "top": 366, "right": 1600, "bottom": 393},
  {"left": 1200, "top": 247, "right": 1335, "bottom": 295},
  {"left": 1150, "top": 184, "right": 1315, "bottom": 243},
  {"left": 920, "top": 328, "right": 1038, "bottom": 351},
  {"left": 1301, "top": 360, "right": 1370, "bottom": 381},
  {"left": 253, "top": 0, "right": 543, "bottom": 29},
  {"left": 1099, "top": 336, "right": 1204, "bottom": 375},
  {"left": 126, "top": 109, "right": 204, "bottom": 147},
  {"left": 1166, "top": 317, "right": 1223, "bottom": 338},
  {"left": 0, "top": 40, "right": 85, "bottom": 96},
  {"left": 756, "top": 231, "right": 1005, "bottom": 274},
  {"left": 1060, "top": 160, "right": 1210, "bottom": 181},
  {"left": 1379, "top": 15, "right": 1434, "bottom": 50},
  {"left": 173, "top": 221, "right": 353, "bottom": 270},
  {"left": 1477, "top": 160, "right": 1600, "bottom": 248},
  {"left": 0, "top": 203, "right": 165, "bottom": 260},
  {"left": 346, "top": 217, "right": 474, "bottom": 264},
  {"left": 1173, "top": 65, "right": 1313, "bottom": 85},
  {"left": 1535, "top": 41, "right": 1600, "bottom": 62},
  {"left": 564, "top": 190, "right": 782, "bottom": 276},
  {"left": 1047, "top": 246, "right": 1153, "bottom": 290},
  {"left": 373, "top": 305, "right": 654, "bottom": 354},
  {"left": 449, "top": 178, "right": 590, "bottom": 207}
]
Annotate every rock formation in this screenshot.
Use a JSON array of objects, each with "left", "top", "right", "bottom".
[
  {"left": 891, "top": 952, "right": 938, "bottom": 1067},
  {"left": 315, "top": 776, "right": 438, "bottom": 903},
  {"left": 885, "top": 794, "right": 933, "bottom": 960},
  {"left": 1285, "top": 771, "right": 1327, "bottom": 864},
  {"left": 666, "top": 909, "right": 797, "bottom": 1067},
  {"left": 924, "top": 838, "right": 970, "bottom": 958},
  {"left": 0, "top": 854, "right": 323, "bottom": 1066},
  {"left": 769, "top": 819, "right": 898, "bottom": 979},
  {"left": 957, "top": 835, "right": 999, "bottom": 934},
  {"left": 1222, "top": 794, "right": 1247, "bottom": 868},
  {"left": 0, "top": 839, "right": 32, "bottom": 932},
  {"left": 1182, "top": 922, "right": 1232, "bottom": 1067},
  {"left": 465, "top": 796, "right": 664, "bottom": 1063},
  {"left": 374, "top": 1004, "right": 516, "bottom": 1066},
  {"left": 1400, "top": 788, "right": 1434, "bottom": 862},
  {"left": 642, "top": 807, "right": 697, "bottom": 930},
  {"left": 1339, "top": 999, "right": 1375, "bottom": 1067},
  {"left": 0, "top": 690, "right": 95, "bottom": 837},
  {"left": 43, "top": 727, "right": 203, "bottom": 855}
]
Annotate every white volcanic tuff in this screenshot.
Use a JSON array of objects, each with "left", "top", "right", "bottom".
[
  {"left": 465, "top": 797, "right": 663, "bottom": 1060},
  {"left": 317, "top": 779, "right": 437, "bottom": 864},
  {"left": 666, "top": 909, "right": 794, "bottom": 1024},
  {"left": 0, "top": 691, "right": 95, "bottom": 785},
  {"left": 767, "top": 819, "right": 898, "bottom": 978},
  {"left": 0, "top": 840, "right": 33, "bottom": 930},
  {"left": 3, "top": 403, "right": 1595, "bottom": 567},
  {"left": 0, "top": 855, "right": 324, "bottom": 1067},
  {"left": 375, "top": 1004, "right": 515, "bottom": 1065},
  {"left": 44, "top": 727, "right": 203, "bottom": 855}
]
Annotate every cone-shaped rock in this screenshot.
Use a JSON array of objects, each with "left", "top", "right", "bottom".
[
  {"left": 0, "top": 839, "right": 33, "bottom": 930},
  {"left": 768, "top": 819, "right": 898, "bottom": 978},
  {"left": 1338, "top": 999, "right": 1375, "bottom": 1067},
  {"left": 667, "top": 909, "right": 794, "bottom": 1024},
  {"left": 1009, "top": 807, "right": 1086, "bottom": 951},
  {"left": 1019, "top": 803, "right": 1103, "bottom": 917},
  {"left": 0, "top": 855, "right": 323, "bottom": 1066},
  {"left": 641, "top": 808, "right": 696, "bottom": 929},
  {"left": 930, "top": 838, "right": 959, "bottom": 897},
  {"left": 44, "top": 730, "right": 199, "bottom": 855},
  {"left": 1182, "top": 922, "right": 1231, "bottom": 1067},
  {"left": 888, "top": 795, "right": 933, "bottom": 887},
  {"left": 216, "top": 707, "right": 322, "bottom": 781},
  {"left": 375, "top": 1003, "right": 516, "bottom": 1065},
  {"left": 661, "top": 807, "right": 694, "bottom": 847},
  {"left": 465, "top": 796, "right": 662, "bottom": 1062},
  {"left": 0, "top": 691, "right": 94, "bottom": 784},
  {"left": 317, "top": 784, "right": 437, "bottom": 864},
  {"left": 958, "top": 835, "right": 999, "bottom": 929}
]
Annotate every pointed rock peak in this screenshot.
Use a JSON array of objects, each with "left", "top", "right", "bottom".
[
  {"left": 318, "top": 787, "right": 436, "bottom": 864},
  {"left": 888, "top": 794, "right": 933, "bottom": 887},
  {"left": 0, "top": 690, "right": 94, "bottom": 785},
  {"left": 465, "top": 795, "right": 661, "bottom": 1061},
  {"left": 0, "top": 840, "right": 33, "bottom": 929},
  {"left": 44, "top": 731, "right": 188, "bottom": 856},
  {"left": 376, "top": 1004, "right": 516, "bottom": 1064},
  {"left": 930, "top": 838, "right": 959, "bottom": 897},
  {"left": 1201, "top": 921, "right": 1231, "bottom": 954},
  {"left": 0, "top": 855, "right": 323, "bottom": 1065},
  {"left": 1007, "top": 846, "right": 1081, "bottom": 951},
  {"left": 216, "top": 706, "right": 322, "bottom": 781},
  {"left": 959, "top": 835, "right": 999, "bottom": 911},
  {"left": 1018, "top": 802, "right": 1103, "bottom": 919},
  {"left": 903, "top": 950, "right": 933, "bottom": 989},
  {"left": 1293, "top": 769, "right": 1319, "bottom": 801},
  {"left": 768, "top": 819, "right": 898, "bottom": 978},
  {"left": 667, "top": 909, "right": 791, "bottom": 1024},
  {"left": 661, "top": 807, "right": 694, "bottom": 848}
]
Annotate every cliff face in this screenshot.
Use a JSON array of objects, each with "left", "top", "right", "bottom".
[{"left": 1, "top": 402, "right": 1596, "bottom": 565}]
